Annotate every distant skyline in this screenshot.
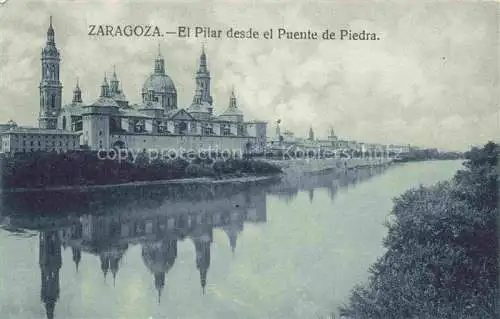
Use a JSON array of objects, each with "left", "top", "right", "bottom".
[{"left": 0, "top": 0, "right": 498, "bottom": 151}]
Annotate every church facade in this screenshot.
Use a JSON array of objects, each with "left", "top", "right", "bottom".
[{"left": 40, "top": 17, "right": 267, "bottom": 155}]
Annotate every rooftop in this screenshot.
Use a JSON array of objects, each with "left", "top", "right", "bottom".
[
  {"left": 1, "top": 127, "right": 81, "bottom": 135},
  {"left": 119, "top": 108, "right": 152, "bottom": 118},
  {"left": 89, "top": 97, "right": 120, "bottom": 108}
]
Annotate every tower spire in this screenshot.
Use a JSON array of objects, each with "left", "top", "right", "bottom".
[
  {"left": 154, "top": 272, "right": 166, "bottom": 304},
  {"left": 72, "top": 247, "right": 82, "bottom": 271},
  {"left": 47, "top": 16, "right": 55, "bottom": 44},
  {"left": 154, "top": 44, "right": 165, "bottom": 74},
  {"left": 199, "top": 44, "right": 207, "bottom": 71},
  {"left": 101, "top": 73, "right": 110, "bottom": 97},
  {"left": 72, "top": 78, "right": 82, "bottom": 104},
  {"left": 200, "top": 268, "right": 207, "bottom": 295},
  {"left": 39, "top": 15, "right": 62, "bottom": 129},
  {"left": 110, "top": 65, "right": 120, "bottom": 93},
  {"left": 229, "top": 86, "right": 237, "bottom": 109},
  {"left": 40, "top": 231, "right": 62, "bottom": 319},
  {"left": 275, "top": 119, "right": 281, "bottom": 140},
  {"left": 195, "top": 44, "right": 213, "bottom": 105},
  {"left": 308, "top": 126, "right": 314, "bottom": 141}
]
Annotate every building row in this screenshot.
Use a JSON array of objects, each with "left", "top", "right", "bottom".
[
  {"left": 267, "top": 121, "right": 411, "bottom": 155},
  {"left": 0, "top": 17, "right": 267, "bottom": 155}
]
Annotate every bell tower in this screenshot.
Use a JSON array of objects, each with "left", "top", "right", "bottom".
[
  {"left": 195, "top": 45, "right": 213, "bottom": 106},
  {"left": 39, "top": 16, "right": 63, "bottom": 129}
]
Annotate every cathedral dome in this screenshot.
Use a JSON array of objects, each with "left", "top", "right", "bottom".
[{"left": 142, "top": 73, "right": 177, "bottom": 94}]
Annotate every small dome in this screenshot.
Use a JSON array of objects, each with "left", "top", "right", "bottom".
[
  {"left": 142, "top": 74, "right": 176, "bottom": 94},
  {"left": 222, "top": 107, "right": 243, "bottom": 116},
  {"left": 222, "top": 88, "right": 243, "bottom": 117}
]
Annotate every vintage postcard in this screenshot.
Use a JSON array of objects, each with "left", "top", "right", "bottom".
[{"left": 0, "top": 0, "right": 498, "bottom": 318}]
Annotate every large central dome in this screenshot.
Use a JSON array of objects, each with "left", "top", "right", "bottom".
[
  {"left": 142, "top": 73, "right": 176, "bottom": 93},
  {"left": 141, "top": 47, "right": 178, "bottom": 110}
]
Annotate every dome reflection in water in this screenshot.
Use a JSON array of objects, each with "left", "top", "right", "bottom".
[{"left": 0, "top": 164, "right": 454, "bottom": 319}]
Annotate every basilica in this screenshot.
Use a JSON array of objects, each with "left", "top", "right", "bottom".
[{"left": 36, "top": 17, "right": 267, "bottom": 154}]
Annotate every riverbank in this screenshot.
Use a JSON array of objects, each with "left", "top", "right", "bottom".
[
  {"left": 0, "top": 174, "right": 281, "bottom": 194},
  {"left": 1, "top": 151, "right": 393, "bottom": 193},
  {"left": 339, "top": 142, "right": 498, "bottom": 318},
  {"left": 0, "top": 152, "right": 283, "bottom": 191}
]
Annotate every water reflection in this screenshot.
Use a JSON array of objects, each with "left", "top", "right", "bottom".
[
  {"left": 40, "top": 230, "right": 61, "bottom": 319},
  {"left": 0, "top": 165, "right": 389, "bottom": 319},
  {"left": 269, "top": 165, "right": 388, "bottom": 202},
  {"left": 3, "top": 180, "right": 270, "bottom": 319}
]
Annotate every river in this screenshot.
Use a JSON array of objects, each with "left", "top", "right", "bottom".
[{"left": 0, "top": 160, "right": 463, "bottom": 319}]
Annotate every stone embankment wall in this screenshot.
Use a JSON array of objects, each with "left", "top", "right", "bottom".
[{"left": 266, "top": 158, "right": 392, "bottom": 175}]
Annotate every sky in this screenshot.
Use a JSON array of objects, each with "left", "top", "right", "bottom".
[{"left": 0, "top": 0, "right": 498, "bottom": 151}]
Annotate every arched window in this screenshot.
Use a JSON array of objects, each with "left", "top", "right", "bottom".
[
  {"left": 51, "top": 94, "right": 56, "bottom": 108},
  {"left": 62, "top": 117, "right": 67, "bottom": 130}
]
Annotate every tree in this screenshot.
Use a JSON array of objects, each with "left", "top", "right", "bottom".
[{"left": 340, "top": 141, "right": 499, "bottom": 318}]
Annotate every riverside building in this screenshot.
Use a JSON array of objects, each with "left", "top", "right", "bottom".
[
  {"left": 44, "top": 17, "right": 266, "bottom": 155},
  {"left": 1, "top": 17, "right": 267, "bottom": 155},
  {"left": 267, "top": 121, "right": 410, "bottom": 157}
]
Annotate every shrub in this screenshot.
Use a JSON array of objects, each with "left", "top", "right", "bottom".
[
  {"left": 0, "top": 151, "right": 281, "bottom": 188},
  {"left": 340, "top": 142, "right": 499, "bottom": 318},
  {"left": 184, "top": 163, "right": 215, "bottom": 178}
]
